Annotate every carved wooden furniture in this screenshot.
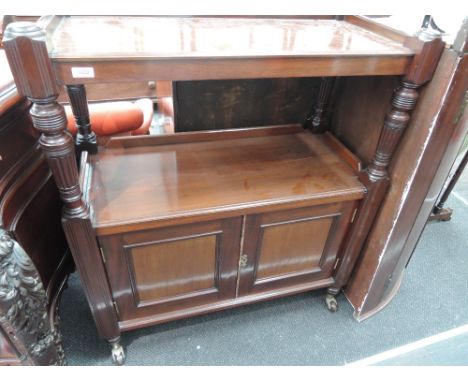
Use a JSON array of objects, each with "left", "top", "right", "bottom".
[
  {"left": 345, "top": 20, "right": 467, "bottom": 319},
  {"left": 2, "top": 16, "right": 444, "bottom": 365},
  {"left": 0, "top": 50, "right": 68, "bottom": 366}
]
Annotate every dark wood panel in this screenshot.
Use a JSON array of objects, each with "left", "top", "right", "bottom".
[
  {"left": 0, "top": 100, "right": 37, "bottom": 185},
  {"left": 330, "top": 75, "right": 399, "bottom": 166},
  {"left": 238, "top": 202, "right": 356, "bottom": 296},
  {"left": 54, "top": 56, "right": 412, "bottom": 85},
  {"left": 100, "top": 217, "right": 242, "bottom": 321},
  {"left": 173, "top": 77, "right": 321, "bottom": 132},
  {"left": 127, "top": 234, "right": 218, "bottom": 304},
  {"left": 256, "top": 215, "right": 333, "bottom": 280}
]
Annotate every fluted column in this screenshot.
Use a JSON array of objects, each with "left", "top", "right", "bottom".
[
  {"left": 2, "top": 22, "right": 120, "bottom": 345},
  {"left": 326, "top": 25, "right": 445, "bottom": 305}
]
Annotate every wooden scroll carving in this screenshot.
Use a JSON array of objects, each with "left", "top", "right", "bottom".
[{"left": 0, "top": 229, "right": 66, "bottom": 365}]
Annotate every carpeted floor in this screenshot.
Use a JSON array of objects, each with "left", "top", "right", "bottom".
[{"left": 59, "top": 188, "right": 468, "bottom": 366}]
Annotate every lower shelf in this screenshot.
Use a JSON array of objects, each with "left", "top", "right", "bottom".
[
  {"left": 87, "top": 124, "right": 365, "bottom": 235},
  {"left": 88, "top": 125, "right": 365, "bottom": 333}
]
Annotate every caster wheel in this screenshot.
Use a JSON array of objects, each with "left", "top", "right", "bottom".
[
  {"left": 110, "top": 341, "right": 126, "bottom": 365},
  {"left": 325, "top": 293, "right": 338, "bottom": 313}
]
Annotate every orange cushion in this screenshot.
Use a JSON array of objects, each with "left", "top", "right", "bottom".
[
  {"left": 65, "top": 101, "right": 144, "bottom": 136},
  {"left": 131, "top": 98, "right": 154, "bottom": 136}
]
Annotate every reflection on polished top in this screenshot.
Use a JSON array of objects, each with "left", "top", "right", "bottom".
[
  {"left": 47, "top": 16, "right": 413, "bottom": 60},
  {"left": 88, "top": 131, "right": 365, "bottom": 232}
]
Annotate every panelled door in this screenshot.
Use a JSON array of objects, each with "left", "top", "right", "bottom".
[
  {"left": 99, "top": 217, "right": 242, "bottom": 322},
  {"left": 237, "top": 202, "right": 356, "bottom": 296}
]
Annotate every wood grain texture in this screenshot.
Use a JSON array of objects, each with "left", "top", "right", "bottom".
[
  {"left": 53, "top": 56, "right": 412, "bottom": 84},
  {"left": 330, "top": 75, "right": 400, "bottom": 166},
  {"left": 321, "top": 131, "right": 362, "bottom": 172},
  {"left": 346, "top": 47, "right": 468, "bottom": 320},
  {"left": 100, "top": 218, "right": 242, "bottom": 322},
  {"left": 128, "top": 234, "right": 217, "bottom": 304},
  {"left": 50, "top": 17, "right": 413, "bottom": 60},
  {"left": 89, "top": 129, "right": 365, "bottom": 235},
  {"left": 44, "top": 16, "right": 414, "bottom": 83},
  {"left": 344, "top": 16, "right": 409, "bottom": 44},
  {"left": 238, "top": 202, "right": 357, "bottom": 296},
  {"left": 255, "top": 215, "right": 333, "bottom": 280},
  {"left": 173, "top": 78, "right": 321, "bottom": 132},
  {"left": 105, "top": 124, "right": 303, "bottom": 148}
]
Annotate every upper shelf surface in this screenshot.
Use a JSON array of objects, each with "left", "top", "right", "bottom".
[{"left": 48, "top": 17, "right": 413, "bottom": 60}]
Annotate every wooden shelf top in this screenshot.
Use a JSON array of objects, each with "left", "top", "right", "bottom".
[
  {"left": 42, "top": 16, "right": 415, "bottom": 83},
  {"left": 48, "top": 17, "right": 412, "bottom": 60},
  {"left": 87, "top": 127, "right": 365, "bottom": 235}
]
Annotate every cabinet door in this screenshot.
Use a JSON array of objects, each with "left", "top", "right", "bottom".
[
  {"left": 238, "top": 202, "right": 356, "bottom": 296},
  {"left": 99, "top": 217, "right": 241, "bottom": 323}
]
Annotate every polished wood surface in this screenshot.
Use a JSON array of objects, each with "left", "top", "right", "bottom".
[
  {"left": 129, "top": 234, "right": 217, "bottom": 303},
  {"left": 43, "top": 16, "right": 414, "bottom": 83},
  {"left": 89, "top": 129, "right": 365, "bottom": 235},
  {"left": 54, "top": 56, "right": 413, "bottom": 85},
  {"left": 0, "top": 60, "right": 69, "bottom": 365},
  {"left": 49, "top": 17, "right": 413, "bottom": 59},
  {"left": 238, "top": 202, "right": 356, "bottom": 296},
  {"left": 346, "top": 40, "right": 468, "bottom": 320},
  {"left": 0, "top": 50, "right": 21, "bottom": 115},
  {"left": 100, "top": 218, "right": 242, "bottom": 322},
  {"left": 3, "top": 16, "right": 448, "bottom": 363},
  {"left": 256, "top": 216, "right": 333, "bottom": 280},
  {"left": 331, "top": 76, "right": 400, "bottom": 166}
]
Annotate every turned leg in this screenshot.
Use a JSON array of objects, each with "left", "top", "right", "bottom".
[
  {"left": 109, "top": 337, "right": 126, "bottom": 366},
  {"left": 304, "top": 77, "right": 336, "bottom": 133},
  {"left": 66, "top": 84, "right": 98, "bottom": 155},
  {"left": 325, "top": 287, "right": 339, "bottom": 312},
  {"left": 4, "top": 22, "right": 121, "bottom": 362}
]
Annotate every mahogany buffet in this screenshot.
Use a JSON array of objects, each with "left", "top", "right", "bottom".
[{"left": 2, "top": 16, "right": 444, "bottom": 364}]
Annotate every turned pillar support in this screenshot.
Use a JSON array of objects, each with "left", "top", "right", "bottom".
[
  {"left": 3, "top": 22, "right": 120, "bottom": 345},
  {"left": 367, "top": 81, "right": 420, "bottom": 182},
  {"left": 66, "top": 84, "right": 98, "bottom": 155},
  {"left": 326, "top": 24, "right": 445, "bottom": 300},
  {"left": 304, "top": 76, "right": 336, "bottom": 133}
]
